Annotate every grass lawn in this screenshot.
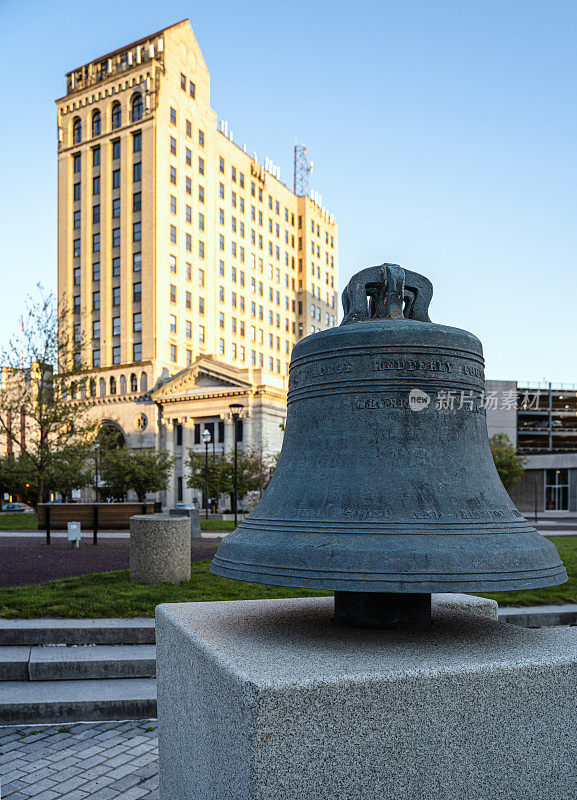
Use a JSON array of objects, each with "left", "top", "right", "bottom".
[
  {"left": 0, "top": 513, "right": 39, "bottom": 530},
  {"left": 0, "top": 536, "right": 575, "bottom": 618},
  {"left": 0, "top": 513, "right": 234, "bottom": 533}
]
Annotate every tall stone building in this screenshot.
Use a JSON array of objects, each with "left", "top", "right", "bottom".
[{"left": 55, "top": 19, "right": 338, "bottom": 505}]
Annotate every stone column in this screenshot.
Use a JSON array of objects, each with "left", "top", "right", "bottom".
[{"left": 130, "top": 514, "right": 190, "bottom": 584}]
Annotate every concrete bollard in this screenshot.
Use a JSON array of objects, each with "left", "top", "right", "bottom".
[
  {"left": 130, "top": 514, "right": 191, "bottom": 585},
  {"left": 169, "top": 507, "right": 202, "bottom": 540}
]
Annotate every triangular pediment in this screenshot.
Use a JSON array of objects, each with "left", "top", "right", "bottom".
[{"left": 151, "top": 356, "right": 253, "bottom": 401}]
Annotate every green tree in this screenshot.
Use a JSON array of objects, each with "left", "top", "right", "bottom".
[
  {"left": 45, "top": 446, "right": 93, "bottom": 502},
  {"left": 186, "top": 447, "right": 275, "bottom": 511},
  {"left": 101, "top": 449, "right": 173, "bottom": 502},
  {"left": 490, "top": 433, "right": 526, "bottom": 492},
  {"left": 0, "top": 287, "right": 95, "bottom": 506}
]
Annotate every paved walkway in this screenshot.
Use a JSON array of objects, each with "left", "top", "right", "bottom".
[{"left": 0, "top": 719, "right": 158, "bottom": 799}]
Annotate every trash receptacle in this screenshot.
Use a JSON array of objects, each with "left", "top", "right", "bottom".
[{"left": 67, "top": 521, "right": 82, "bottom": 548}]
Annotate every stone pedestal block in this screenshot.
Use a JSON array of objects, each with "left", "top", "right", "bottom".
[
  {"left": 155, "top": 594, "right": 577, "bottom": 800},
  {"left": 130, "top": 514, "right": 190, "bottom": 585},
  {"left": 169, "top": 507, "right": 202, "bottom": 539}
]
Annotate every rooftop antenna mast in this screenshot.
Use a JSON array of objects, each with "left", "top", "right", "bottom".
[{"left": 294, "top": 143, "right": 313, "bottom": 196}]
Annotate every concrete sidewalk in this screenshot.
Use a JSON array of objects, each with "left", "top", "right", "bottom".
[{"left": 0, "top": 719, "right": 158, "bottom": 799}]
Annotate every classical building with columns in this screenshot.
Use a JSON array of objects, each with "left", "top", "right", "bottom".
[{"left": 55, "top": 19, "right": 338, "bottom": 502}]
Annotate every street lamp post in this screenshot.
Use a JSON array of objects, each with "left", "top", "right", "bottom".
[
  {"left": 202, "top": 428, "right": 211, "bottom": 519},
  {"left": 94, "top": 442, "right": 101, "bottom": 503},
  {"left": 229, "top": 403, "right": 244, "bottom": 528}
]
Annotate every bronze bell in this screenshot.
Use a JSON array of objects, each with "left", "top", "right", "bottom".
[{"left": 211, "top": 264, "right": 567, "bottom": 629}]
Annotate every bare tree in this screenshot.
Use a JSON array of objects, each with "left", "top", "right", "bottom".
[{"left": 0, "top": 286, "right": 95, "bottom": 505}]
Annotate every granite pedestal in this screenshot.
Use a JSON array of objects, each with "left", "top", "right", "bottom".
[
  {"left": 156, "top": 594, "right": 577, "bottom": 800},
  {"left": 169, "top": 507, "right": 202, "bottom": 539},
  {"left": 130, "top": 514, "right": 190, "bottom": 585}
]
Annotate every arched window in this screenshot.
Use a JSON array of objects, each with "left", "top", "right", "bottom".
[
  {"left": 72, "top": 117, "right": 82, "bottom": 144},
  {"left": 131, "top": 94, "right": 143, "bottom": 122},
  {"left": 111, "top": 101, "right": 121, "bottom": 130},
  {"left": 89, "top": 378, "right": 96, "bottom": 397},
  {"left": 119, "top": 375, "right": 127, "bottom": 394},
  {"left": 130, "top": 373, "right": 138, "bottom": 392},
  {"left": 110, "top": 376, "right": 117, "bottom": 395},
  {"left": 99, "top": 378, "right": 106, "bottom": 396},
  {"left": 140, "top": 372, "right": 148, "bottom": 392},
  {"left": 92, "top": 110, "right": 101, "bottom": 137}
]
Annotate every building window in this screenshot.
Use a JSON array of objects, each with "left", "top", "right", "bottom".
[
  {"left": 133, "top": 252, "right": 142, "bottom": 271},
  {"left": 112, "top": 228, "right": 120, "bottom": 247},
  {"left": 186, "top": 177, "right": 191, "bottom": 194},
  {"left": 186, "top": 262, "right": 192, "bottom": 280},
  {"left": 133, "top": 222, "right": 142, "bottom": 242},
  {"left": 169, "top": 314, "right": 177, "bottom": 334},
  {"left": 132, "top": 94, "right": 143, "bottom": 122},
  {"left": 169, "top": 254, "right": 177, "bottom": 273},
  {"left": 186, "top": 349, "right": 192, "bottom": 366},
  {"left": 170, "top": 136, "right": 177, "bottom": 155},
  {"left": 185, "top": 233, "right": 192, "bottom": 251},
  {"left": 198, "top": 157, "right": 204, "bottom": 175},
  {"left": 92, "top": 319, "right": 100, "bottom": 339},
  {"left": 73, "top": 183, "right": 81, "bottom": 201},
  {"left": 112, "top": 287, "right": 120, "bottom": 306},
  {"left": 111, "top": 102, "right": 121, "bottom": 130},
  {"left": 199, "top": 130, "right": 204, "bottom": 147},
  {"left": 93, "top": 291, "right": 100, "bottom": 310},
  {"left": 218, "top": 338, "right": 225, "bottom": 355},
  {"left": 170, "top": 166, "right": 176, "bottom": 184},
  {"left": 92, "top": 233, "right": 100, "bottom": 253},
  {"left": 92, "top": 204, "right": 100, "bottom": 223},
  {"left": 186, "top": 119, "right": 192, "bottom": 137},
  {"left": 73, "top": 153, "right": 81, "bottom": 173},
  {"left": 72, "top": 117, "right": 81, "bottom": 144},
  {"left": 198, "top": 213, "right": 204, "bottom": 231},
  {"left": 93, "top": 175, "right": 100, "bottom": 195},
  {"left": 130, "top": 373, "right": 138, "bottom": 391},
  {"left": 545, "top": 469, "right": 569, "bottom": 511},
  {"left": 185, "top": 320, "right": 192, "bottom": 338},
  {"left": 198, "top": 241, "right": 205, "bottom": 259},
  {"left": 170, "top": 344, "right": 177, "bottom": 362},
  {"left": 73, "top": 295, "right": 80, "bottom": 313},
  {"left": 199, "top": 186, "right": 205, "bottom": 203},
  {"left": 170, "top": 225, "right": 176, "bottom": 243},
  {"left": 92, "top": 349, "right": 100, "bottom": 367},
  {"left": 133, "top": 131, "right": 142, "bottom": 152},
  {"left": 170, "top": 284, "right": 176, "bottom": 303},
  {"left": 112, "top": 169, "right": 120, "bottom": 189},
  {"left": 112, "top": 316, "right": 121, "bottom": 336},
  {"left": 198, "top": 297, "right": 204, "bottom": 314},
  {"left": 199, "top": 325, "right": 205, "bottom": 343},
  {"left": 190, "top": 81, "right": 196, "bottom": 98},
  {"left": 133, "top": 192, "right": 141, "bottom": 212},
  {"left": 186, "top": 148, "right": 192, "bottom": 166},
  {"left": 133, "top": 162, "right": 142, "bottom": 182},
  {"left": 133, "top": 342, "right": 142, "bottom": 361},
  {"left": 112, "top": 198, "right": 120, "bottom": 218},
  {"left": 219, "top": 312, "right": 225, "bottom": 328},
  {"left": 186, "top": 204, "right": 192, "bottom": 223},
  {"left": 73, "top": 210, "right": 81, "bottom": 229},
  {"left": 133, "top": 282, "right": 142, "bottom": 302},
  {"left": 92, "top": 146, "right": 100, "bottom": 166},
  {"left": 93, "top": 262, "right": 100, "bottom": 281},
  {"left": 112, "top": 256, "right": 120, "bottom": 276},
  {"left": 181, "top": 73, "right": 186, "bottom": 90},
  {"left": 170, "top": 107, "right": 177, "bottom": 125},
  {"left": 133, "top": 312, "right": 142, "bottom": 332},
  {"left": 112, "top": 139, "right": 121, "bottom": 160}
]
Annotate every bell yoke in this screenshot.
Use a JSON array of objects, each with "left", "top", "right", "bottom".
[{"left": 210, "top": 263, "right": 567, "bottom": 629}]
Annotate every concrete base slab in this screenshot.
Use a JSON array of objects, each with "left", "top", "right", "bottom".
[
  {"left": 157, "top": 594, "right": 577, "bottom": 800},
  {"left": 0, "top": 647, "right": 30, "bottom": 680},
  {"left": 28, "top": 644, "right": 156, "bottom": 681},
  {"left": 0, "top": 677, "right": 156, "bottom": 723},
  {"left": 0, "top": 618, "right": 155, "bottom": 646}
]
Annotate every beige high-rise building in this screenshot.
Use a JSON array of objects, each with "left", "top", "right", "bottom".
[
  {"left": 55, "top": 19, "right": 338, "bottom": 506},
  {"left": 57, "top": 19, "right": 338, "bottom": 390}
]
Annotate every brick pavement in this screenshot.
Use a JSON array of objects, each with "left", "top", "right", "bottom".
[{"left": 0, "top": 719, "right": 158, "bottom": 799}]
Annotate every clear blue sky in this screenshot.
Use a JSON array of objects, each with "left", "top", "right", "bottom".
[{"left": 1, "top": 0, "right": 576, "bottom": 383}]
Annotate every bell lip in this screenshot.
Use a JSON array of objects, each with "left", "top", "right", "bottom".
[{"left": 210, "top": 526, "right": 568, "bottom": 594}]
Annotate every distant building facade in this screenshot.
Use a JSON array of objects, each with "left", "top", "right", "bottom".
[
  {"left": 486, "top": 380, "right": 577, "bottom": 514},
  {"left": 55, "top": 20, "right": 338, "bottom": 504}
]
